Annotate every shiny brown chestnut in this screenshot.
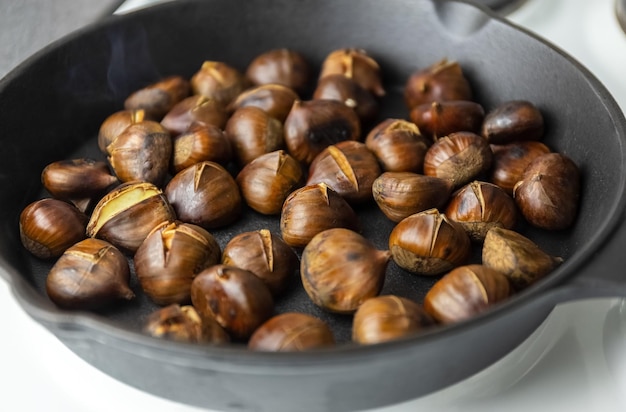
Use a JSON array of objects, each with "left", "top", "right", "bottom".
[
  {"left": 227, "top": 83, "right": 299, "bottom": 122},
  {"left": 352, "top": 295, "right": 434, "bottom": 345},
  {"left": 364, "top": 119, "right": 431, "bottom": 173},
  {"left": 171, "top": 121, "right": 233, "bottom": 174},
  {"left": 445, "top": 181, "right": 517, "bottom": 242},
  {"left": 246, "top": 48, "right": 311, "bottom": 95},
  {"left": 165, "top": 161, "right": 242, "bottom": 229},
  {"left": 97, "top": 109, "right": 145, "bottom": 154},
  {"left": 423, "top": 131, "right": 492, "bottom": 187},
  {"left": 482, "top": 100, "right": 544, "bottom": 144},
  {"left": 482, "top": 227, "right": 563, "bottom": 290},
  {"left": 389, "top": 208, "right": 471, "bottom": 276},
  {"left": 283, "top": 99, "right": 361, "bottom": 165},
  {"left": 513, "top": 152, "right": 580, "bottom": 230},
  {"left": 318, "top": 48, "right": 385, "bottom": 97},
  {"left": 107, "top": 120, "right": 172, "bottom": 186},
  {"left": 225, "top": 106, "right": 285, "bottom": 166},
  {"left": 86, "top": 182, "right": 176, "bottom": 253},
  {"left": 423, "top": 264, "right": 510, "bottom": 324},
  {"left": 46, "top": 238, "right": 134, "bottom": 310},
  {"left": 248, "top": 312, "right": 335, "bottom": 351},
  {"left": 489, "top": 141, "right": 551, "bottom": 195},
  {"left": 313, "top": 74, "right": 379, "bottom": 124},
  {"left": 404, "top": 59, "right": 472, "bottom": 110},
  {"left": 191, "top": 264, "right": 274, "bottom": 340},
  {"left": 191, "top": 61, "right": 249, "bottom": 106},
  {"left": 409, "top": 100, "right": 484, "bottom": 140},
  {"left": 222, "top": 229, "right": 298, "bottom": 296},
  {"left": 134, "top": 221, "right": 221, "bottom": 305},
  {"left": 143, "top": 304, "right": 230, "bottom": 344},
  {"left": 306, "top": 140, "right": 381, "bottom": 204},
  {"left": 124, "top": 75, "right": 191, "bottom": 120},
  {"left": 280, "top": 183, "right": 360, "bottom": 248},
  {"left": 161, "top": 95, "right": 228, "bottom": 136},
  {"left": 19, "top": 198, "right": 88, "bottom": 259},
  {"left": 236, "top": 150, "right": 303, "bottom": 215},
  {"left": 372, "top": 172, "right": 454, "bottom": 222},
  {"left": 301, "top": 228, "right": 391, "bottom": 314}
]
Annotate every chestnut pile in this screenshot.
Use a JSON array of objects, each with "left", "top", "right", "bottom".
[{"left": 18, "top": 48, "right": 580, "bottom": 350}]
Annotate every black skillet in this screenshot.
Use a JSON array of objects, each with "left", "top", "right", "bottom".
[{"left": 1, "top": 0, "right": 626, "bottom": 411}]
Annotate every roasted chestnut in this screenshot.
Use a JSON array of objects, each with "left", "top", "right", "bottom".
[
  {"left": 301, "top": 228, "right": 390, "bottom": 314},
  {"left": 171, "top": 121, "right": 232, "bottom": 174},
  {"left": 389, "top": 208, "right": 471, "bottom": 276},
  {"left": 372, "top": 172, "right": 454, "bottom": 222},
  {"left": 318, "top": 48, "right": 385, "bottom": 97},
  {"left": 313, "top": 74, "right": 379, "bottom": 123},
  {"left": 165, "top": 161, "right": 242, "bottom": 229},
  {"left": 161, "top": 95, "right": 228, "bottom": 136},
  {"left": 143, "top": 304, "right": 230, "bottom": 344},
  {"left": 482, "top": 227, "right": 563, "bottom": 290},
  {"left": 246, "top": 48, "right": 311, "bottom": 95},
  {"left": 19, "top": 198, "right": 88, "bottom": 259},
  {"left": 191, "top": 264, "right": 274, "bottom": 340},
  {"left": 404, "top": 59, "right": 472, "bottom": 110},
  {"left": 423, "top": 131, "right": 492, "bottom": 187},
  {"left": 306, "top": 140, "right": 381, "bottom": 204},
  {"left": 248, "top": 312, "right": 335, "bottom": 351},
  {"left": 482, "top": 100, "right": 544, "bottom": 144},
  {"left": 236, "top": 150, "right": 303, "bottom": 215},
  {"left": 86, "top": 182, "right": 175, "bottom": 253},
  {"left": 283, "top": 99, "right": 361, "bottom": 165},
  {"left": 445, "top": 181, "right": 517, "bottom": 242},
  {"left": 352, "top": 295, "right": 434, "bottom": 345},
  {"left": 124, "top": 75, "right": 191, "bottom": 120},
  {"left": 513, "top": 152, "right": 580, "bottom": 230},
  {"left": 46, "top": 238, "right": 134, "bottom": 309},
  {"left": 227, "top": 83, "right": 299, "bottom": 122},
  {"left": 489, "top": 141, "right": 551, "bottom": 195},
  {"left": 409, "top": 100, "right": 484, "bottom": 140},
  {"left": 225, "top": 106, "right": 285, "bottom": 166},
  {"left": 134, "top": 221, "right": 221, "bottom": 305},
  {"left": 423, "top": 264, "right": 510, "bottom": 324},
  {"left": 364, "top": 118, "right": 431, "bottom": 173},
  {"left": 97, "top": 109, "right": 145, "bottom": 154},
  {"left": 191, "top": 61, "right": 249, "bottom": 106},
  {"left": 280, "top": 183, "right": 360, "bottom": 248}
]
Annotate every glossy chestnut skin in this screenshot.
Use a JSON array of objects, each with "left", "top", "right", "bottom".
[
  {"left": 191, "top": 61, "right": 249, "bottom": 106},
  {"left": 98, "top": 109, "right": 146, "bottom": 154},
  {"left": 283, "top": 99, "right": 361, "bottom": 165},
  {"left": 445, "top": 181, "right": 517, "bottom": 242},
  {"left": 143, "top": 304, "right": 230, "bottom": 344},
  {"left": 165, "top": 161, "right": 242, "bottom": 230},
  {"left": 318, "top": 48, "right": 385, "bottom": 97},
  {"left": 161, "top": 95, "right": 228, "bottom": 136},
  {"left": 19, "top": 198, "right": 88, "bottom": 259},
  {"left": 489, "top": 141, "right": 551, "bottom": 195},
  {"left": 280, "top": 183, "right": 360, "bottom": 248},
  {"left": 124, "top": 75, "right": 191, "bottom": 120},
  {"left": 134, "top": 221, "right": 221, "bottom": 305},
  {"left": 352, "top": 295, "right": 434, "bottom": 345},
  {"left": 171, "top": 121, "right": 233, "bottom": 174},
  {"left": 482, "top": 227, "right": 563, "bottom": 291},
  {"left": 246, "top": 48, "right": 311, "bottom": 95},
  {"left": 46, "top": 238, "right": 134, "bottom": 310},
  {"left": 191, "top": 264, "right": 274, "bottom": 340},
  {"left": 404, "top": 59, "right": 472, "bottom": 110},
  {"left": 364, "top": 118, "right": 431, "bottom": 173},
  {"left": 225, "top": 106, "right": 285, "bottom": 166},
  {"left": 423, "top": 131, "right": 492, "bottom": 187},
  {"left": 222, "top": 229, "right": 299, "bottom": 296},
  {"left": 227, "top": 84, "right": 299, "bottom": 122},
  {"left": 236, "top": 150, "right": 304, "bottom": 215},
  {"left": 313, "top": 74, "right": 379, "bottom": 123},
  {"left": 513, "top": 152, "right": 580, "bottom": 230},
  {"left": 389, "top": 208, "right": 471, "bottom": 276},
  {"left": 409, "top": 100, "right": 484, "bottom": 140},
  {"left": 107, "top": 120, "right": 172, "bottom": 186},
  {"left": 306, "top": 140, "right": 381, "bottom": 204},
  {"left": 423, "top": 264, "right": 510, "bottom": 324},
  {"left": 301, "top": 228, "right": 391, "bottom": 314},
  {"left": 481, "top": 100, "right": 544, "bottom": 144},
  {"left": 248, "top": 312, "right": 335, "bottom": 351},
  {"left": 372, "top": 172, "right": 454, "bottom": 222}
]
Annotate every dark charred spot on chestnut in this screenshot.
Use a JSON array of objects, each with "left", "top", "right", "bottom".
[
  {"left": 307, "top": 120, "right": 351, "bottom": 147},
  {"left": 346, "top": 251, "right": 362, "bottom": 262},
  {"left": 441, "top": 246, "right": 453, "bottom": 258}
]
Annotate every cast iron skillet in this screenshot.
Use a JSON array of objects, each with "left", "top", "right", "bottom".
[{"left": 1, "top": 0, "right": 626, "bottom": 411}]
